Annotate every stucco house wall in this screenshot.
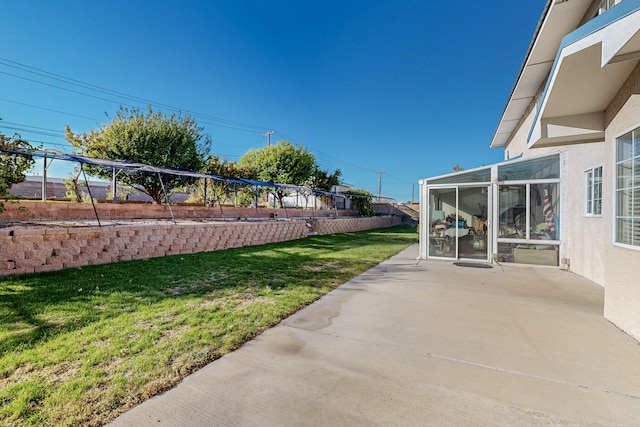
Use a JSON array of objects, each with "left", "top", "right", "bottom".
[
  {"left": 602, "top": 88, "right": 640, "bottom": 340},
  {"left": 562, "top": 141, "right": 608, "bottom": 286}
]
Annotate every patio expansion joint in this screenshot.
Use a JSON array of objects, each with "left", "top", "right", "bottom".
[
  {"left": 424, "top": 352, "right": 640, "bottom": 401},
  {"left": 281, "top": 323, "right": 640, "bottom": 401}
]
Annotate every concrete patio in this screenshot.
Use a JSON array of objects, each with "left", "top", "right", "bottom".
[{"left": 110, "top": 244, "right": 640, "bottom": 426}]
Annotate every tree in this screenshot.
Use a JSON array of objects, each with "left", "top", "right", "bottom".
[
  {"left": 65, "top": 106, "right": 210, "bottom": 204},
  {"left": 299, "top": 167, "right": 342, "bottom": 209},
  {"left": 239, "top": 140, "right": 318, "bottom": 207},
  {"left": 347, "top": 189, "right": 375, "bottom": 217},
  {"left": 307, "top": 167, "right": 342, "bottom": 192},
  {"left": 0, "top": 133, "right": 35, "bottom": 213},
  {"left": 186, "top": 155, "right": 257, "bottom": 206}
]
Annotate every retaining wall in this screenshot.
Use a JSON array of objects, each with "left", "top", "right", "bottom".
[
  {"left": 309, "top": 216, "right": 402, "bottom": 234},
  {"left": 0, "top": 221, "right": 309, "bottom": 276},
  {"left": 372, "top": 202, "right": 418, "bottom": 222},
  {"left": 0, "top": 216, "right": 402, "bottom": 276},
  {"left": 0, "top": 201, "right": 356, "bottom": 222}
]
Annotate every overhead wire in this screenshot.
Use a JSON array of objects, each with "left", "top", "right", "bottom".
[
  {"left": 271, "top": 130, "right": 380, "bottom": 174},
  {"left": 0, "top": 97, "right": 105, "bottom": 123},
  {"left": 0, "top": 57, "right": 270, "bottom": 134},
  {"left": 0, "top": 58, "right": 407, "bottom": 200},
  {"left": 0, "top": 70, "right": 138, "bottom": 108},
  {"left": 23, "top": 139, "right": 73, "bottom": 149},
  {"left": 0, "top": 122, "right": 66, "bottom": 139},
  {"left": 273, "top": 128, "right": 409, "bottom": 198},
  {"left": 0, "top": 68, "right": 270, "bottom": 163},
  {"left": 0, "top": 77, "right": 268, "bottom": 138}
]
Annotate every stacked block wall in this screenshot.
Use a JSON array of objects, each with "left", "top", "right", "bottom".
[
  {"left": 312, "top": 217, "right": 402, "bottom": 234},
  {"left": 0, "top": 221, "right": 308, "bottom": 276},
  {"left": 0, "top": 214, "right": 403, "bottom": 277}
]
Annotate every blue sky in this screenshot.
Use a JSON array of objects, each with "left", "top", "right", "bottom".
[{"left": 1, "top": 1, "right": 544, "bottom": 202}]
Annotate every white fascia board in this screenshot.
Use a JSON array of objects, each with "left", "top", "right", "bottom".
[{"left": 601, "top": 10, "right": 640, "bottom": 66}]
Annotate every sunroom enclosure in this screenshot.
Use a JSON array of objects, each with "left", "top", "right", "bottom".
[{"left": 419, "top": 153, "right": 562, "bottom": 266}]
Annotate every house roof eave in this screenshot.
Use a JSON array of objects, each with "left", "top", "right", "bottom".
[{"left": 490, "top": 0, "right": 593, "bottom": 149}]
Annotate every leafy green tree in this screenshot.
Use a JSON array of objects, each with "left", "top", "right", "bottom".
[
  {"left": 239, "top": 140, "right": 318, "bottom": 207},
  {"left": 299, "top": 167, "right": 342, "bottom": 209},
  {"left": 65, "top": 106, "right": 210, "bottom": 204},
  {"left": 0, "top": 133, "right": 35, "bottom": 213},
  {"left": 347, "top": 189, "right": 375, "bottom": 217},
  {"left": 187, "top": 155, "right": 258, "bottom": 205},
  {"left": 307, "top": 167, "right": 342, "bottom": 192}
]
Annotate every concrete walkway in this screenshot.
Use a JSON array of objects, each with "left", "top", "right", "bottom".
[{"left": 110, "top": 244, "right": 640, "bottom": 426}]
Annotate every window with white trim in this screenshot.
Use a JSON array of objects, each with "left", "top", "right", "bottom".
[
  {"left": 615, "top": 128, "right": 640, "bottom": 247},
  {"left": 585, "top": 166, "right": 602, "bottom": 216}
]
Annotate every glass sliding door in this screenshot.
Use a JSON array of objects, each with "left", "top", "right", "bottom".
[
  {"left": 428, "top": 187, "right": 457, "bottom": 258},
  {"left": 457, "top": 186, "right": 489, "bottom": 260},
  {"left": 428, "top": 186, "right": 489, "bottom": 260}
]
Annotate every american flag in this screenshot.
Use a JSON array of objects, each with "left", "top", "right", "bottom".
[{"left": 543, "top": 188, "right": 556, "bottom": 239}]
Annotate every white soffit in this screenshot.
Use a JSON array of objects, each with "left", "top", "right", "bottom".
[
  {"left": 530, "top": 7, "right": 640, "bottom": 147},
  {"left": 503, "top": 98, "right": 533, "bottom": 122},
  {"left": 543, "top": 44, "right": 637, "bottom": 117},
  {"left": 490, "top": 0, "right": 592, "bottom": 148},
  {"left": 510, "top": 62, "right": 551, "bottom": 101}
]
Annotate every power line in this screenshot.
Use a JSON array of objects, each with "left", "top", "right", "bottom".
[
  {"left": 0, "top": 58, "right": 401, "bottom": 195},
  {"left": 0, "top": 70, "right": 134, "bottom": 107},
  {"left": 0, "top": 120, "right": 66, "bottom": 134},
  {"left": 0, "top": 69, "right": 268, "bottom": 136},
  {"left": 384, "top": 172, "right": 416, "bottom": 185},
  {"left": 266, "top": 129, "right": 381, "bottom": 175},
  {"left": 0, "top": 97, "right": 104, "bottom": 123},
  {"left": 0, "top": 58, "right": 149, "bottom": 106},
  {"left": 314, "top": 151, "right": 379, "bottom": 174},
  {"left": 273, "top": 130, "right": 300, "bottom": 143},
  {"left": 0, "top": 57, "right": 270, "bottom": 134},
  {"left": 28, "top": 139, "right": 71, "bottom": 147},
  {"left": 0, "top": 122, "right": 66, "bottom": 139}
]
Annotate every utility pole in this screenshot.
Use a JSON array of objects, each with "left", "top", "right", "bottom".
[
  {"left": 377, "top": 171, "right": 385, "bottom": 202},
  {"left": 262, "top": 130, "right": 275, "bottom": 146}
]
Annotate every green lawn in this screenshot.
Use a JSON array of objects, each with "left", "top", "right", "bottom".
[{"left": 0, "top": 224, "right": 417, "bottom": 426}]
